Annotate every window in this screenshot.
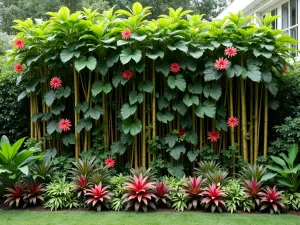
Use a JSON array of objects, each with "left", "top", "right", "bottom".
[
  {"left": 281, "top": 0, "right": 299, "bottom": 54},
  {"left": 271, "top": 9, "right": 278, "bottom": 29}
]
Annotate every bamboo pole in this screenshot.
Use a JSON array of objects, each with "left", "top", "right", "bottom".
[
  {"left": 263, "top": 87, "right": 268, "bottom": 158},
  {"left": 73, "top": 59, "right": 80, "bottom": 160},
  {"left": 254, "top": 83, "right": 259, "bottom": 162},
  {"left": 142, "top": 70, "right": 146, "bottom": 168},
  {"left": 152, "top": 61, "right": 156, "bottom": 160}
]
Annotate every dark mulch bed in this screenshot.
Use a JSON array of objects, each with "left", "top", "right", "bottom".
[{"left": 0, "top": 198, "right": 299, "bottom": 215}]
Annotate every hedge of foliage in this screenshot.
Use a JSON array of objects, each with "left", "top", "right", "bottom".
[{"left": 8, "top": 2, "right": 296, "bottom": 175}]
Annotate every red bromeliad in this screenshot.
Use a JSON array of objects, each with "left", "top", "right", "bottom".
[
  {"left": 201, "top": 183, "right": 226, "bottom": 213},
  {"left": 243, "top": 178, "right": 264, "bottom": 209},
  {"left": 24, "top": 183, "right": 45, "bottom": 205},
  {"left": 122, "top": 173, "right": 156, "bottom": 212},
  {"left": 183, "top": 176, "right": 207, "bottom": 210},
  {"left": 85, "top": 183, "right": 111, "bottom": 211},
  {"left": 260, "top": 186, "right": 285, "bottom": 214},
  {"left": 73, "top": 175, "right": 91, "bottom": 199},
  {"left": 4, "top": 184, "right": 26, "bottom": 208},
  {"left": 153, "top": 181, "right": 172, "bottom": 206}
]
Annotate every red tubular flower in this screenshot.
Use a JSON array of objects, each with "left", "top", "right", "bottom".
[
  {"left": 14, "top": 39, "right": 25, "bottom": 49},
  {"left": 50, "top": 77, "right": 62, "bottom": 89},
  {"left": 14, "top": 64, "right": 23, "bottom": 73},
  {"left": 122, "top": 29, "right": 131, "bottom": 40},
  {"left": 227, "top": 117, "right": 239, "bottom": 128},
  {"left": 170, "top": 63, "right": 181, "bottom": 73},
  {"left": 59, "top": 119, "right": 72, "bottom": 132},
  {"left": 105, "top": 158, "right": 115, "bottom": 168},
  {"left": 224, "top": 47, "right": 237, "bottom": 57},
  {"left": 207, "top": 130, "right": 220, "bottom": 142},
  {"left": 281, "top": 66, "right": 288, "bottom": 74},
  {"left": 122, "top": 69, "right": 132, "bottom": 80},
  {"left": 214, "top": 57, "right": 229, "bottom": 70},
  {"left": 178, "top": 128, "right": 187, "bottom": 137}
]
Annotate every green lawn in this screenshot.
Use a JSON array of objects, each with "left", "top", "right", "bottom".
[{"left": 0, "top": 211, "right": 299, "bottom": 225}]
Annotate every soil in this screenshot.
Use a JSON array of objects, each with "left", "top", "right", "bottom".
[{"left": 0, "top": 198, "right": 299, "bottom": 215}]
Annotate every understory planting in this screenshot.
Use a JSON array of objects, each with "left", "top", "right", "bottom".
[{"left": 7, "top": 2, "right": 297, "bottom": 175}]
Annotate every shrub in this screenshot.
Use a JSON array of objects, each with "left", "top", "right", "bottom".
[
  {"left": 73, "top": 175, "right": 91, "bottom": 199},
  {"left": 202, "top": 183, "right": 226, "bottom": 213},
  {"left": 195, "top": 161, "right": 221, "bottom": 177},
  {"left": 51, "top": 154, "right": 74, "bottom": 178},
  {"left": 110, "top": 174, "right": 127, "bottom": 211},
  {"left": 223, "top": 179, "right": 252, "bottom": 213},
  {"left": 70, "top": 157, "right": 98, "bottom": 179},
  {"left": 31, "top": 162, "right": 56, "bottom": 184},
  {"left": 183, "top": 176, "right": 206, "bottom": 210},
  {"left": 44, "top": 177, "right": 80, "bottom": 210},
  {"left": 85, "top": 183, "right": 111, "bottom": 211},
  {"left": 24, "top": 183, "right": 45, "bottom": 206},
  {"left": 122, "top": 173, "right": 156, "bottom": 212},
  {"left": 242, "top": 178, "right": 264, "bottom": 210},
  {"left": 0, "top": 136, "right": 44, "bottom": 190},
  {"left": 282, "top": 192, "right": 300, "bottom": 211},
  {"left": 260, "top": 186, "right": 285, "bottom": 214},
  {"left": 89, "top": 165, "right": 111, "bottom": 186},
  {"left": 153, "top": 181, "right": 172, "bottom": 207},
  {"left": 4, "top": 184, "right": 26, "bottom": 208},
  {"left": 239, "top": 163, "right": 267, "bottom": 182},
  {"left": 262, "top": 144, "right": 300, "bottom": 193},
  {"left": 206, "top": 169, "right": 229, "bottom": 186}
]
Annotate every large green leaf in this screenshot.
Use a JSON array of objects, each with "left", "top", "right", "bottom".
[
  {"left": 75, "top": 102, "right": 89, "bottom": 113},
  {"left": 288, "top": 144, "right": 298, "bottom": 166},
  {"left": 157, "top": 111, "right": 174, "bottom": 123},
  {"left": 187, "top": 150, "right": 200, "bottom": 162},
  {"left": 146, "top": 49, "right": 164, "bottom": 60},
  {"left": 55, "top": 86, "right": 71, "bottom": 98},
  {"left": 245, "top": 64, "right": 261, "bottom": 82},
  {"left": 165, "top": 133, "right": 179, "bottom": 148},
  {"left": 121, "top": 103, "right": 137, "bottom": 120},
  {"left": 168, "top": 41, "right": 188, "bottom": 53},
  {"left": 167, "top": 164, "right": 185, "bottom": 178},
  {"left": 26, "top": 77, "right": 40, "bottom": 93},
  {"left": 62, "top": 133, "right": 76, "bottom": 146},
  {"left": 204, "top": 68, "right": 222, "bottom": 81},
  {"left": 91, "top": 81, "right": 112, "bottom": 96},
  {"left": 188, "top": 81, "right": 203, "bottom": 94},
  {"left": 47, "top": 120, "right": 59, "bottom": 134},
  {"left": 111, "top": 141, "right": 127, "bottom": 155},
  {"left": 138, "top": 80, "right": 153, "bottom": 93},
  {"left": 129, "top": 91, "right": 143, "bottom": 104},
  {"left": 75, "top": 56, "right": 97, "bottom": 71},
  {"left": 167, "top": 144, "right": 186, "bottom": 160},
  {"left": 184, "top": 131, "right": 198, "bottom": 145},
  {"left": 172, "top": 102, "right": 188, "bottom": 116},
  {"left": 122, "top": 118, "right": 142, "bottom": 136},
  {"left": 195, "top": 101, "right": 216, "bottom": 118},
  {"left": 183, "top": 93, "right": 199, "bottom": 107},
  {"left": 120, "top": 48, "right": 142, "bottom": 64},
  {"left": 84, "top": 105, "right": 103, "bottom": 120},
  {"left": 158, "top": 95, "right": 169, "bottom": 110},
  {"left": 44, "top": 90, "right": 55, "bottom": 106},
  {"left": 156, "top": 61, "right": 170, "bottom": 77},
  {"left": 167, "top": 75, "right": 186, "bottom": 91},
  {"left": 52, "top": 103, "right": 65, "bottom": 115},
  {"left": 203, "top": 84, "right": 222, "bottom": 100}
]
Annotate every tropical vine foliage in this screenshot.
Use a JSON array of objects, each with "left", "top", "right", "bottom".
[{"left": 8, "top": 2, "right": 296, "bottom": 174}]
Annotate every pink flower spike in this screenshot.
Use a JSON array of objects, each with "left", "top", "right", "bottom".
[
  {"left": 50, "top": 77, "right": 62, "bottom": 89},
  {"left": 170, "top": 63, "right": 181, "bottom": 73},
  {"left": 214, "top": 57, "right": 229, "bottom": 70},
  {"left": 14, "top": 39, "right": 25, "bottom": 49},
  {"left": 224, "top": 47, "right": 237, "bottom": 57},
  {"left": 122, "top": 69, "right": 132, "bottom": 80},
  {"left": 227, "top": 117, "right": 239, "bottom": 128},
  {"left": 207, "top": 130, "right": 220, "bottom": 143},
  {"left": 59, "top": 119, "right": 72, "bottom": 132},
  {"left": 105, "top": 158, "right": 115, "bottom": 168},
  {"left": 122, "top": 29, "right": 131, "bottom": 40},
  {"left": 14, "top": 64, "right": 23, "bottom": 73}
]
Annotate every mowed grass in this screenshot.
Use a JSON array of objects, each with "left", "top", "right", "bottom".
[{"left": 0, "top": 211, "right": 299, "bottom": 225}]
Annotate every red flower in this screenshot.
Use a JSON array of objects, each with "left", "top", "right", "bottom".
[
  {"left": 178, "top": 128, "right": 187, "bottom": 137},
  {"left": 281, "top": 66, "right": 288, "bottom": 74},
  {"left": 227, "top": 117, "right": 239, "bottom": 128},
  {"left": 50, "top": 77, "right": 62, "bottom": 89},
  {"left": 14, "top": 39, "right": 25, "bottom": 49},
  {"left": 170, "top": 63, "right": 181, "bottom": 73},
  {"left": 214, "top": 57, "right": 229, "bottom": 70},
  {"left": 122, "top": 69, "right": 132, "bottom": 80},
  {"left": 207, "top": 130, "right": 220, "bottom": 142},
  {"left": 14, "top": 64, "right": 23, "bottom": 73},
  {"left": 105, "top": 158, "right": 115, "bottom": 168},
  {"left": 122, "top": 29, "right": 131, "bottom": 40},
  {"left": 59, "top": 119, "right": 72, "bottom": 132},
  {"left": 224, "top": 47, "right": 237, "bottom": 57}
]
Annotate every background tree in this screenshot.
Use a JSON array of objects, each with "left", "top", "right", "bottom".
[{"left": 192, "top": 0, "right": 228, "bottom": 20}]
